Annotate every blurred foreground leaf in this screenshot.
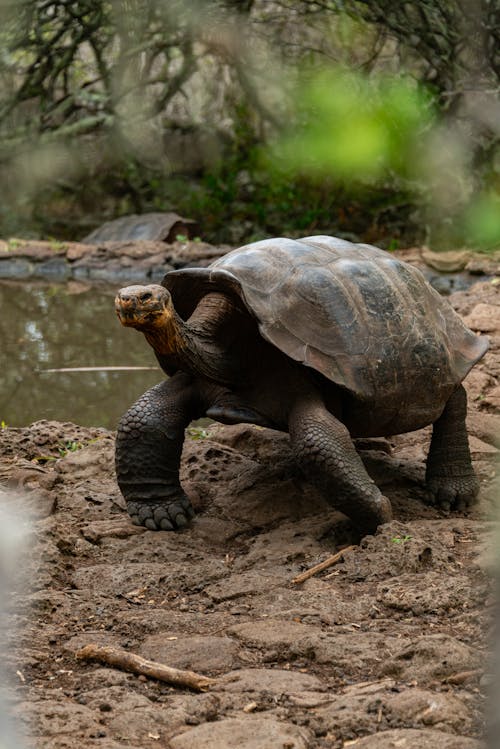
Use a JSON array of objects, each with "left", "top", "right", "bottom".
[
  {"left": 464, "top": 191, "right": 500, "bottom": 251},
  {"left": 266, "top": 69, "right": 434, "bottom": 182}
]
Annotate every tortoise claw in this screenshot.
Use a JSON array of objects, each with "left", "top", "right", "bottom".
[
  {"left": 426, "top": 473, "right": 479, "bottom": 513},
  {"left": 127, "top": 495, "right": 195, "bottom": 531}
]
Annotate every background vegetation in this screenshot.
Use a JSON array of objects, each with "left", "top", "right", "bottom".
[{"left": 0, "top": 0, "right": 499, "bottom": 248}]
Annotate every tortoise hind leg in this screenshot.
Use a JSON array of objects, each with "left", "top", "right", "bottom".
[
  {"left": 425, "top": 384, "right": 479, "bottom": 512},
  {"left": 288, "top": 396, "right": 392, "bottom": 536},
  {"left": 115, "top": 373, "right": 203, "bottom": 530}
]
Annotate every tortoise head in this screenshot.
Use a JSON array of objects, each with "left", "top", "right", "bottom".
[{"left": 115, "top": 284, "right": 174, "bottom": 331}]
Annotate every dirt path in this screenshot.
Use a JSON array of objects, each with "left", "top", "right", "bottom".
[{"left": 1, "top": 279, "right": 499, "bottom": 748}]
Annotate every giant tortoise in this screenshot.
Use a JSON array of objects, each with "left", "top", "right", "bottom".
[
  {"left": 83, "top": 212, "right": 196, "bottom": 244},
  {"left": 114, "top": 235, "right": 488, "bottom": 535}
]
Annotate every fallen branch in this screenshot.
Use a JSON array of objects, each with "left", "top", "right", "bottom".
[
  {"left": 443, "top": 668, "right": 483, "bottom": 685},
  {"left": 39, "top": 366, "right": 159, "bottom": 373},
  {"left": 76, "top": 644, "right": 215, "bottom": 691},
  {"left": 292, "top": 545, "right": 355, "bottom": 584}
]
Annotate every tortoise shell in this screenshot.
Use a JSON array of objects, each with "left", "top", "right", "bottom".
[
  {"left": 83, "top": 212, "right": 197, "bottom": 244},
  {"left": 163, "top": 236, "right": 487, "bottom": 404}
]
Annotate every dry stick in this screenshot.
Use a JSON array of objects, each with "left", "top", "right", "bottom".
[
  {"left": 292, "top": 545, "right": 355, "bottom": 584},
  {"left": 39, "top": 366, "right": 159, "bottom": 373},
  {"left": 76, "top": 644, "right": 215, "bottom": 691},
  {"left": 443, "top": 668, "right": 483, "bottom": 685}
]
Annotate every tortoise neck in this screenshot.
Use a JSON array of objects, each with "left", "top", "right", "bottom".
[
  {"left": 144, "top": 309, "right": 187, "bottom": 359},
  {"left": 144, "top": 304, "right": 238, "bottom": 384}
]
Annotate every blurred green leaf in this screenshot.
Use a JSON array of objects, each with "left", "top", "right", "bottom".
[
  {"left": 266, "top": 69, "right": 434, "bottom": 182},
  {"left": 464, "top": 191, "right": 500, "bottom": 250}
]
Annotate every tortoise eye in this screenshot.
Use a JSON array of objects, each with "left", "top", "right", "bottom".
[{"left": 139, "top": 291, "right": 153, "bottom": 303}]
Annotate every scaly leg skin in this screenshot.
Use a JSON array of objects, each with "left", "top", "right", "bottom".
[
  {"left": 115, "top": 373, "right": 203, "bottom": 530},
  {"left": 289, "top": 398, "right": 392, "bottom": 536},
  {"left": 425, "top": 384, "right": 479, "bottom": 512}
]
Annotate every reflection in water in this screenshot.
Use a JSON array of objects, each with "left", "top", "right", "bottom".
[{"left": 1, "top": 282, "right": 163, "bottom": 428}]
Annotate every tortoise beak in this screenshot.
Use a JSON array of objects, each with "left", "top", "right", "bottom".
[{"left": 115, "top": 285, "right": 169, "bottom": 329}]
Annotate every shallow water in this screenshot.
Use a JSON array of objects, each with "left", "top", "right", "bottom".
[{"left": 1, "top": 281, "right": 164, "bottom": 428}]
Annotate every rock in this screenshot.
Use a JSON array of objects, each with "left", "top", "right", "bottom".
[
  {"left": 189, "top": 516, "right": 249, "bottom": 544},
  {"left": 78, "top": 668, "right": 132, "bottom": 689},
  {"left": 79, "top": 687, "right": 152, "bottom": 711},
  {"left": 422, "top": 249, "right": 471, "bottom": 272},
  {"left": 180, "top": 434, "right": 329, "bottom": 529},
  {"left": 466, "top": 252, "right": 500, "bottom": 276},
  {"left": 0, "top": 420, "right": 111, "bottom": 461},
  {"left": 466, "top": 411, "right": 500, "bottom": 447},
  {"left": 62, "top": 633, "right": 121, "bottom": 653},
  {"left": 315, "top": 688, "right": 390, "bottom": 736},
  {"left": 482, "top": 384, "right": 500, "bottom": 410},
  {"left": 228, "top": 619, "right": 318, "bottom": 651},
  {"left": 468, "top": 435, "right": 499, "bottom": 459},
  {"left": 383, "top": 688, "right": 475, "bottom": 732},
  {"left": 170, "top": 717, "right": 312, "bottom": 749},
  {"left": 463, "top": 302, "right": 500, "bottom": 333},
  {"left": 81, "top": 519, "right": 145, "bottom": 543},
  {"left": 382, "top": 634, "right": 482, "bottom": 682},
  {"left": 0, "top": 484, "right": 56, "bottom": 520},
  {"left": 342, "top": 728, "right": 481, "bottom": 748},
  {"left": 106, "top": 706, "right": 182, "bottom": 743},
  {"left": 463, "top": 369, "right": 494, "bottom": 402},
  {"left": 229, "top": 620, "right": 404, "bottom": 677},
  {"left": 232, "top": 517, "right": 347, "bottom": 570},
  {"left": 377, "top": 571, "right": 486, "bottom": 615},
  {"left": 310, "top": 632, "right": 405, "bottom": 676},
  {"left": 139, "top": 634, "right": 239, "bottom": 675},
  {"left": 338, "top": 522, "right": 456, "bottom": 582},
  {"left": 0, "top": 257, "right": 34, "bottom": 278},
  {"left": 55, "top": 441, "right": 114, "bottom": 479},
  {"left": 13, "top": 700, "right": 103, "bottom": 736},
  {"left": 215, "top": 668, "right": 323, "bottom": 694},
  {"left": 0, "top": 236, "right": 227, "bottom": 281},
  {"left": 316, "top": 683, "right": 474, "bottom": 736},
  {"left": 205, "top": 571, "right": 289, "bottom": 603},
  {"left": 207, "top": 423, "right": 291, "bottom": 462},
  {"left": 36, "top": 739, "right": 142, "bottom": 749},
  {"left": 71, "top": 556, "right": 227, "bottom": 596}
]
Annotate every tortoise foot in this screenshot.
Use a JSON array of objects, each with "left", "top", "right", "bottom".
[
  {"left": 425, "top": 473, "right": 480, "bottom": 513},
  {"left": 127, "top": 495, "right": 195, "bottom": 531},
  {"left": 354, "top": 490, "right": 393, "bottom": 536}
]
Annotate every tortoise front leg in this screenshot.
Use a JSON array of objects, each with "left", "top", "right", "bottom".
[
  {"left": 425, "top": 384, "right": 479, "bottom": 512},
  {"left": 289, "top": 397, "right": 392, "bottom": 536},
  {"left": 115, "top": 373, "right": 204, "bottom": 530}
]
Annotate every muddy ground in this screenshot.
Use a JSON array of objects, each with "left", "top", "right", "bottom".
[{"left": 1, "top": 276, "right": 499, "bottom": 748}]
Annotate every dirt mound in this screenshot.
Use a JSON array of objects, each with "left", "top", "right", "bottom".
[{"left": 1, "top": 277, "right": 499, "bottom": 748}]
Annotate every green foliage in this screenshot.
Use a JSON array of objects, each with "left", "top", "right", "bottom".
[
  {"left": 267, "top": 70, "right": 434, "bottom": 182},
  {"left": 0, "top": 0, "right": 498, "bottom": 249},
  {"left": 391, "top": 535, "right": 412, "bottom": 545},
  {"left": 187, "top": 426, "right": 209, "bottom": 440},
  {"left": 48, "top": 240, "right": 67, "bottom": 252},
  {"left": 57, "top": 440, "right": 83, "bottom": 457},
  {"left": 463, "top": 191, "right": 500, "bottom": 251}
]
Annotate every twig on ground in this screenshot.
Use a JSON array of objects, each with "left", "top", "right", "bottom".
[
  {"left": 76, "top": 643, "right": 215, "bottom": 691},
  {"left": 39, "top": 366, "right": 159, "bottom": 373},
  {"left": 291, "top": 545, "right": 355, "bottom": 584},
  {"left": 443, "top": 668, "right": 483, "bottom": 685}
]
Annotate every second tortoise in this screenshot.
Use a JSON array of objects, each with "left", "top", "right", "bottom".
[{"left": 114, "top": 235, "right": 488, "bottom": 535}]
